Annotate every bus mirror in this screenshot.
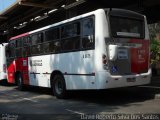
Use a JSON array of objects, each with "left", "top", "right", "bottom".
[{"left": 108, "top": 45, "right": 118, "bottom": 61}]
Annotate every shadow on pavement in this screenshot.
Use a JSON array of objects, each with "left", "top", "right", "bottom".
[
  {"left": 0, "top": 80, "right": 15, "bottom": 87},
  {"left": 150, "top": 76, "right": 160, "bottom": 87},
  {"left": 66, "top": 77, "right": 160, "bottom": 105},
  {"left": 1, "top": 76, "right": 160, "bottom": 110},
  {"left": 13, "top": 83, "right": 160, "bottom": 106}
]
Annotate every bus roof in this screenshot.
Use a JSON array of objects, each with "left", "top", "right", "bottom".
[{"left": 9, "top": 8, "right": 145, "bottom": 41}]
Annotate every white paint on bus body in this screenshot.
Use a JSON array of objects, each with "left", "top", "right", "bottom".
[
  {"left": 28, "top": 50, "right": 96, "bottom": 89},
  {"left": 0, "top": 43, "right": 8, "bottom": 80}
]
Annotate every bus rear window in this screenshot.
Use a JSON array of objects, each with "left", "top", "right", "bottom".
[{"left": 110, "top": 16, "right": 144, "bottom": 38}]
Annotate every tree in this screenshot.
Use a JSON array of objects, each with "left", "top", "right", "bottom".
[
  {"left": 149, "top": 22, "right": 160, "bottom": 75},
  {"left": 150, "top": 38, "right": 160, "bottom": 64}
]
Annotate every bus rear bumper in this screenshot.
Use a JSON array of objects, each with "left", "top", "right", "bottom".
[{"left": 96, "top": 69, "right": 151, "bottom": 89}]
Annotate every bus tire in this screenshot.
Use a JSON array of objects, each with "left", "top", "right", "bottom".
[
  {"left": 52, "top": 74, "right": 67, "bottom": 99},
  {"left": 17, "top": 73, "right": 24, "bottom": 91}
]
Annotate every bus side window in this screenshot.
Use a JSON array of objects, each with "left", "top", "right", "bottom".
[
  {"left": 61, "top": 22, "right": 80, "bottom": 51},
  {"left": 23, "top": 37, "right": 31, "bottom": 57},
  {"left": 5, "top": 45, "right": 9, "bottom": 58},
  {"left": 38, "top": 33, "right": 44, "bottom": 43},
  {"left": 15, "top": 38, "right": 23, "bottom": 58},
  {"left": 9, "top": 41, "right": 15, "bottom": 58},
  {"left": 16, "top": 38, "right": 22, "bottom": 48},
  {"left": 82, "top": 17, "right": 94, "bottom": 49},
  {"left": 23, "top": 36, "right": 30, "bottom": 46},
  {"left": 31, "top": 33, "right": 43, "bottom": 45},
  {"left": 7, "top": 45, "right": 11, "bottom": 58},
  {"left": 31, "top": 33, "right": 44, "bottom": 55},
  {"left": 45, "top": 28, "right": 60, "bottom": 41},
  {"left": 31, "top": 34, "right": 39, "bottom": 45},
  {"left": 44, "top": 28, "right": 60, "bottom": 54}
]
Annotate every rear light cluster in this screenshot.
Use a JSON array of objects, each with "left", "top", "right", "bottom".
[
  {"left": 102, "top": 54, "right": 107, "bottom": 64},
  {"left": 102, "top": 54, "right": 108, "bottom": 70}
]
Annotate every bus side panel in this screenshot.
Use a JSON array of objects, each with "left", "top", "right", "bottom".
[
  {"left": 22, "top": 58, "right": 29, "bottom": 85},
  {"left": 15, "top": 58, "right": 29, "bottom": 85},
  {"left": 28, "top": 56, "right": 52, "bottom": 87},
  {"left": 28, "top": 50, "right": 96, "bottom": 89},
  {"left": 7, "top": 60, "right": 15, "bottom": 83},
  {"left": 64, "top": 50, "right": 96, "bottom": 90}
]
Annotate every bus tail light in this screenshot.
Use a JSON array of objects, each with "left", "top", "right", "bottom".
[
  {"left": 3, "top": 64, "right": 6, "bottom": 73},
  {"left": 102, "top": 54, "right": 107, "bottom": 64},
  {"left": 102, "top": 54, "right": 108, "bottom": 70}
]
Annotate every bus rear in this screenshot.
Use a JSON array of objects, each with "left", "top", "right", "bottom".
[{"left": 95, "top": 9, "right": 151, "bottom": 89}]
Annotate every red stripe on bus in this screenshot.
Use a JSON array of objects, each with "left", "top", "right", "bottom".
[{"left": 10, "top": 32, "right": 29, "bottom": 40}]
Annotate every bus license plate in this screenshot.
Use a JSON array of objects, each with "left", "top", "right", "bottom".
[{"left": 127, "top": 77, "right": 136, "bottom": 82}]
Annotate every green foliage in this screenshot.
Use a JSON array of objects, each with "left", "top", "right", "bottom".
[
  {"left": 150, "top": 38, "right": 160, "bottom": 64},
  {"left": 149, "top": 23, "right": 160, "bottom": 40},
  {"left": 149, "top": 23, "right": 160, "bottom": 65}
]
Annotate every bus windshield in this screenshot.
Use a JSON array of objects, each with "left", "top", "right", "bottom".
[{"left": 110, "top": 16, "right": 144, "bottom": 38}]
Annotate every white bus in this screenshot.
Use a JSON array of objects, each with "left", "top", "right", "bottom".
[
  {"left": 7, "top": 8, "right": 151, "bottom": 98},
  {"left": 0, "top": 43, "right": 8, "bottom": 81}
]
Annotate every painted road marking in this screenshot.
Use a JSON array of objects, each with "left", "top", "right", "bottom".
[
  {"left": 22, "top": 98, "right": 38, "bottom": 103},
  {"left": 65, "top": 109, "right": 85, "bottom": 115},
  {"left": 0, "top": 91, "right": 38, "bottom": 103}
]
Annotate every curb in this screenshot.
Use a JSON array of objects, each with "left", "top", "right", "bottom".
[
  {"left": 154, "top": 94, "right": 160, "bottom": 99},
  {"left": 138, "top": 86, "right": 160, "bottom": 99}
]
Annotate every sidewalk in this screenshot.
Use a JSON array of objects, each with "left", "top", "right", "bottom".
[{"left": 139, "top": 76, "right": 160, "bottom": 99}]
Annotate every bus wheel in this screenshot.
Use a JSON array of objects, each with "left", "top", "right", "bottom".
[
  {"left": 52, "top": 74, "right": 67, "bottom": 99},
  {"left": 17, "top": 73, "right": 24, "bottom": 91}
]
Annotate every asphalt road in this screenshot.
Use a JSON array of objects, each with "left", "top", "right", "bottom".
[{"left": 0, "top": 80, "right": 160, "bottom": 120}]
